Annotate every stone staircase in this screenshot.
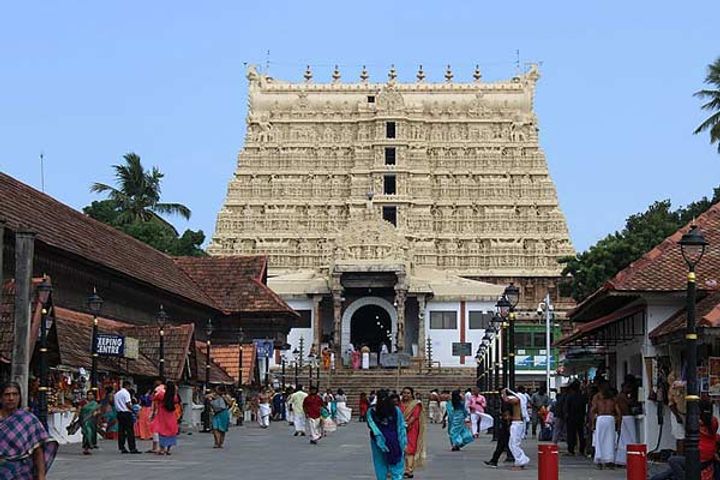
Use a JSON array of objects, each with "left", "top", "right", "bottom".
[{"left": 279, "top": 366, "right": 478, "bottom": 416}]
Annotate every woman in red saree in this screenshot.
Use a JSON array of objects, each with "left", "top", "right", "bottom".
[
  {"left": 401, "top": 387, "right": 425, "bottom": 478},
  {"left": 359, "top": 392, "right": 370, "bottom": 422}
]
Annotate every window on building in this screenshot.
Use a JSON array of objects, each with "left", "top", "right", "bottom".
[
  {"left": 429, "top": 311, "right": 457, "bottom": 329},
  {"left": 368, "top": 95, "right": 376, "bottom": 103},
  {"left": 386, "top": 122, "right": 396, "bottom": 139},
  {"left": 514, "top": 332, "right": 532, "bottom": 349},
  {"left": 384, "top": 147, "right": 396, "bottom": 165},
  {"left": 295, "top": 310, "right": 312, "bottom": 328},
  {"left": 532, "top": 332, "right": 553, "bottom": 348},
  {"left": 468, "top": 311, "right": 493, "bottom": 329},
  {"left": 382, "top": 206, "right": 397, "bottom": 227},
  {"left": 383, "top": 175, "right": 396, "bottom": 195}
]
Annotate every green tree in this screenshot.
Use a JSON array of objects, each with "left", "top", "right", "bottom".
[
  {"left": 560, "top": 188, "right": 720, "bottom": 301},
  {"left": 90, "top": 152, "right": 191, "bottom": 229},
  {"left": 83, "top": 200, "right": 206, "bottom": 257},
  {"left": 694, "top": 57, "right": 720, "bottom": 152}
]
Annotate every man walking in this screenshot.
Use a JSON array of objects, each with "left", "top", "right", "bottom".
[
  {"left": 551, "top": 384, "right": 567, "bottom": 445},
  {"left": 303, "top": 386, "right": 325, "bottom": 445},
  {"left": 565, "top": 380, "right": 587, "bottom": 456},
  {"left": 485, "top": 387, "right": 515, "bottom": 468},
  {"left": 503, "top": 388, "right": 529, "bottom": 470},
  {"left": 467, "top": 387, "right": 487, "bottom": 438},
  {"left": 289, "top": 385, "right": 308, "bottom": 436},
  {"left": 115, "top": 381, "right": 141, "bottom": 454},
  {"left": 530, "top": 385, "right": 550, "bottom": 437}
]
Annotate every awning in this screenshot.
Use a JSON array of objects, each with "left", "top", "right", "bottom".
[{"left": 555, "top": 304, "right": 646, "bottom": 347}]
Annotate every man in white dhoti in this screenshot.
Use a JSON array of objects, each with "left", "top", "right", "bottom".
[
  {"left": 614, "top": 383, "right": 637, "bottom": 465},
  {"left": 303, "top": 386, "right": 325, "bottom": 444},
  {"left": 334, "top": 388, "right": 352, "bottom": 425},
  {"left": 289, "top": 385, "right": 308, "bottom": 436},
  {"left": 285, "top": 387, "right": 295, "bottom": 426},
  {"left": 257, "top": 391, "right": 271, "bottom": 428},
  {"left": 361, "top": 344, "right": 370, "bottom": 370},
  {"left": 590, "top": 382, "right": 619, "bottom": 468},
  {"left": 467, "top": 388, "right": 487, "bottom": 438},
  {"left": 503, "top": 388, "right": 530, "bottom": 469},
  {"left": 668, "top": 371, "right": 686, "bottom": 453},
  {"left": 428, "top": 389, "right": 441, "bottom": 423}
]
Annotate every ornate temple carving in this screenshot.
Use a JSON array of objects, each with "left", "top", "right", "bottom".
[{"left": 210, "top": 65, "right": 574, "bottom": 277}]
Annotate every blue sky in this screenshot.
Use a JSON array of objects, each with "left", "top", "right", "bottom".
[{"left": 1, "top": 1, "right": 718, "bottom": 251}]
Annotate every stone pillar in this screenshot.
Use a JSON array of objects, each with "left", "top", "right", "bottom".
[
  {"left": 312, "top": 295, "right": 322, "bottom": 352},
  {"left": 416, "top": 295, "right": 427, "bottom": 359},
  {"left": 394, "top": 288, "right": 407, "bottom": 352},
  {"left": 12, "top": 230, "right": 35, "bottom": 408},
  {"left": 331, "top": 273, "right": 343, "bottom": 357}
]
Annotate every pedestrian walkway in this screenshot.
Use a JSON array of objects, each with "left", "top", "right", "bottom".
[{"left": 50, "top": 420, "right": 632, "bottom": 479}]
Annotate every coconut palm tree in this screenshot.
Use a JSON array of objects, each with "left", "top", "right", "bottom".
[
  {"left": 694, "top": 57, "right": 720, "bottom": 153},
  {"left": 91, "top": 153, "right": 191, "bottom": 229}
]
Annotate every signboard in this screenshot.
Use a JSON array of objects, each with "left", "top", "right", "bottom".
[
  {"left": 94, "top": 334, "right": 125, "bottom": 357},
  {"left": 123, "top": 337, "right": 139, "bottom": 360},
  {"left": 515, "top": 354, "right": 556, "bottom": 370},
  {"left": 452, "top": 342, "right": 472, "bottom": 357},
  {"left": 254, "top": 340, "right": 274, "bottom": 359}
]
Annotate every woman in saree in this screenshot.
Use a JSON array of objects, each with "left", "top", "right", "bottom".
[
  {"left": 151, "top": 381, "right": 181, "bottom": 455},
  {"left": 442, "top": 389, "right": 474, "bottom": 451},
  {"left": 134, "top": 389, "right": 153, "bottom": 440},
  {"left": 75, "top": 391, "right": 100, "bottom": 455},
  {"left": 367, "top": 389, "right": 407, "bottom": 480},
  {"left": 401, "top": 387, "right": 425, "bottom": 478},
  {"left": 209, "top": 385, "right": 234, "bottom": 447},
  {"left": 334, "top": 388, "right": 352, "bottom": 425},
  {"left": 99, "top": 385, "right": 118, "bottom": 440},
  {"left": 0, "top": 381, "right": 58, "bottom": 480},
  {"left": 359, "top": 392, "right": 370, "bottom": 422}
]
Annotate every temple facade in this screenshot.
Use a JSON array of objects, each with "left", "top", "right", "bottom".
[{"left": 210, "top": 64, "right": 574, "bottom": 369}]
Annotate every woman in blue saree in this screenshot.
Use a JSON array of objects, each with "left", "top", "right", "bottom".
[
  {"left": 443, "top": 389, "right": 474, "bottom": 451},
  {"left": 367, "top": 389, "right": 407, "bottom": 480},
  {"left": 0, "top": 381, "right": 58, "bottom": 480}
]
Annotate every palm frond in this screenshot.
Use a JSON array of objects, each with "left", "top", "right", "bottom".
[
  {"left": 154, "top": 202, "right": 192, "bottom": 220},
  {"left": 694, "top": 111, "right": 720, "bottom": 135},
  {"left": 90, "top": 182, "right": 119, "bottom": 194}
]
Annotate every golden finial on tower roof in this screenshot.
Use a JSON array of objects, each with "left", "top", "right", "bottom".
[
  {"left": 445, "top": 64, "right": 454, "bottom": 82},
  {"left": 332, "top": 65, "right": 341, "bottom": 82},
  {"left": 416, "top": 65, "right": 426, "bottom": 82},
  {"left": 360, "top": 65, "right": 369, "bottom": 82},
  {"left": 473, "top": 65, "right": 482, "bottom": 82},
  {"left": 388, "top": 64, "right": 397, "bottom": 82},
  {"left": 304, "top": 65, "right": 313, "bottom": 82}
]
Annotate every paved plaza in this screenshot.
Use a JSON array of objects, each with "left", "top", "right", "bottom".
[{"left": 49, "top": 420, "right": 645, "bottom": 480}]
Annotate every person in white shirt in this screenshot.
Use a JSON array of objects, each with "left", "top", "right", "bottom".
[{"left": 114, "top": 381, "right": 141, "bottom": 454}]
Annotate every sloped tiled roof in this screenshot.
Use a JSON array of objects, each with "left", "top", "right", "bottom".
[
  {"left": 209, "top": 344, "right": 256, "bottom": 385},
  {"left": 649, "top": 291, "right": 720, "bottom": 342},
  {"left": 174, "top": 257, "right": 297, "bottom": 317},
  {"left": 194, "top": 341, "right": 236, "bottom": 384},
  {"left": 571, "top": 203, "right": 720, "bottom": 319},
  {"left": 0, "top": 173, "right": 215, "bottom": 308},
  {"left": 53, "top": 307, "right": 159, "bottom": 378},
  {"left": 120, "top": 324, "right": 195, "bottom": 382}
]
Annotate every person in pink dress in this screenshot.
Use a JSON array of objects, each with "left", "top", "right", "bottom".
[{"left": 150, "top": 381, "right": 181, "bottom": 455}]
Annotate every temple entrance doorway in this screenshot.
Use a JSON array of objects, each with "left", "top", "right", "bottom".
[{"left": 350, "top": 304, "right": 392, "bottom": 353}]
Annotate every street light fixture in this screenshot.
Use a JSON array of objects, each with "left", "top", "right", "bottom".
[
  {"left": 237, "top": 328, "right": 245, "bottom": 390},
  {"left": 87, "top": 288, "right": 103, "bottom": 392},
  {"left": 157, "top": 305, "right": 168, "bottom": 380},
  {"left": 679, "top": 224, "right": 708, "bottom": 480},
  {"left": 496, "top": 296, "right": 511, "bottom": 387},
  {"left": 503, "top": 283, "right": 520, "bottom": 390},
  {"left": 36, "top": 276, "right": 52, "bottom": 429},
  {"left": 205, "top": 318, "right": 213, "bottom": 393}
]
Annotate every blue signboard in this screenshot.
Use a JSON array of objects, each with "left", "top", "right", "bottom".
[
  {"left": 515, "top": 354, "right": 556, "bottom": 370},
  {"left": 94, "top": 334, "right": 125, "bottom": 357},
  {"left": 254, "top": 340, "right": 274, "bottom": 359}
]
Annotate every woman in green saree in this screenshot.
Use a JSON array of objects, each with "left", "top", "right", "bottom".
[{"left": 76, "top": 391, "right": 100, "bottom": 455}]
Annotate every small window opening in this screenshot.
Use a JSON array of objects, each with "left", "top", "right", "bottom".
[
  {"left": 382, "top": 206, "right": 397, "bottom": 226},
  {"left": 383, "top": 175, "right": 396, "bottom": 195},
  {"left": 386, "top": 122, "right": 396, "bottom": 139},
  {"left": 368, "top": 95, "right": 375, "bottom": 103},
  {"left": 384, "top": 147, "right": 396, "bottom": 165}
]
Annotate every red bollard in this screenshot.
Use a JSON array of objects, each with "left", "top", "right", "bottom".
[
  {"left": 626, "top": 444, "right": 647, "bottom": 480},
  {"left": 538, "top": 444, "right": 558, "bottom": 480}
]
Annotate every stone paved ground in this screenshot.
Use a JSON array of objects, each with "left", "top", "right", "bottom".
[{"left": 50, "top": 420, "right": 650, "bottom": 479}]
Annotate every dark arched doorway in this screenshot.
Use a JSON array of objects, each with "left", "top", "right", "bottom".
[{"left": 351, "top": 304, "right": 392, "bottom": 353}]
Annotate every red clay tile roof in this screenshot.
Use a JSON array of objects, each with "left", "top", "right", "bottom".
[
  {"left": 119, "top": 324, "right": 195, "bottom": 383},
  {"left": 174, "top": 257, "right": 297, "bottom": 317},
  {"left": 0, "top": 173, "right": 214, "bottom": 308},
  {"left": 194, "top": 341, "right": 236, "bottom": 384},
  {"left": 52, "top": 307, "right": 160, "bottom": 378},
  {"left": 649, "top": 291, "right": 720, "bottom": 342},
  {"left": 209, "top": 344, "right": 256, "bottom": 385},
  {"left": 570, "top": 203, "right": 720, "bottom": 318},
  {"left": 1, "top": 279, "right": 44, "bottom": 364}
]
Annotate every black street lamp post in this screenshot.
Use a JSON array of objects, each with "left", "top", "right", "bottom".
[
  {"left": 157, "top": 305, "right": 168, "bottom": 380},
  {"left": 37, "top": 277, "right": 52, "bottom": 429},
  {"left": 87, "top": 288, "right": 104, "bottom": 392},
  {"left": 504, "top": 283, "right": 520, "bottom": 390},
  {"left": 205, "top": 318, "right": 213, "bottom": 393},
  {"left": 679, "top": 224, "right": 708, "bottom": 480},
  {"left": 237, "top": 328, "right": 245, "bottom": 389},
  {"left": 496, "top": 297, "right": 510, "bottom": 388},
  {"left": 293, "top": 348, "right": 299, "bottom": 386}
]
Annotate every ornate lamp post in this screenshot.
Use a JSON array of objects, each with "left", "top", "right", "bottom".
[
  {"left": 503, "top": 283, "right": 520, "bottom": 390},
  {"left": 293, "top": 348, "right": 300, "bottom": 386},
  {"left": 679, "top": 224, "right": 708, "bottom": 480},
  {"left": 36, "top": 277, "right": 52, "bottom": 429},
  {"left": 87, "top": 288, "right": 104, "bottom": 392},
  {"left": 205, "top": 318, "right": 213, "bottom": 393},
  {"left": 495, "top": 296, "right": 511, "bottom": 387},
  {"left": 237, "top": 328, "right": 245, "bottom": 389},
  {"left": 157, "top": 305, "right": 168, "bottom": 380}
]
